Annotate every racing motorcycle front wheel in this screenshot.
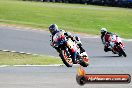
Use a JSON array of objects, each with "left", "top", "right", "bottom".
[
  {"left": 79, "top": 56, "right": 89, "bottom": 67},
  {"left": 60, "top": 50, "right": 73, "bottom": 67},
  {"left": 117, "top": 46, "right": 127, "bottom": 57}
]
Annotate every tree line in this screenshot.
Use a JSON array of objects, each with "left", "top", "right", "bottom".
[{"left": 23, "top": 0, "right": 132, "bottom": 8}]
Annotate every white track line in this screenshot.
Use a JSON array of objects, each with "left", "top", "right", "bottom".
[
  {"left": 121, "top": 38, "right": 132, "bottom": 42},
  {"left": 0, "top": 65, "right": 10, "bottom": 67},
  {"left": 0, "top": 49, "right": 38, "bottom": 56},
  {"left": 0, "top": 64, "right": 64, "bottom": 67},
  {"left": 13, "top": 64, "right": 64, "bottom": 67},
  {"left": 0, "top": 64, "right": 83, "bottom": 67}
]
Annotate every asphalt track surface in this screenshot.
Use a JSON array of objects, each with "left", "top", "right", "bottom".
[{"left": 0, "top": 26, "right": 132, "bottom": 88}]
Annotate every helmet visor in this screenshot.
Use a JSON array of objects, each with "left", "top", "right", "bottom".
[{"left": 49, "top": 29, "right": 54, "bottom": 34}]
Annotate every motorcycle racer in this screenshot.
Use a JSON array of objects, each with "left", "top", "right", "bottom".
[
  {"left": 49, "top": 24, "right": 85, "bottom": 63},
  {"left": 100, "top": 28, "right": 118, "bottom": 52}
]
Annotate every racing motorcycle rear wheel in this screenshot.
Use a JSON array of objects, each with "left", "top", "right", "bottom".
[{"left": 60, "top": 50, "right": 73, "bottom": 67}]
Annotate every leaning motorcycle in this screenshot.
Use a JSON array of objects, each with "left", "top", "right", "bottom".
[
  {"left": 108, "top": 34, "right": 127, "bottom": 57},
  {"left": 52, "top": 31, "right": 89, "bottom": 67}
]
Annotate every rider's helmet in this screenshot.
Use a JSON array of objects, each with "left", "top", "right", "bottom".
[
  {"left": 101, "top": 28, "right": 107, "bottom": 35},
  {"left": 49, "top": 24, "right": 59, "bottom": 35}
]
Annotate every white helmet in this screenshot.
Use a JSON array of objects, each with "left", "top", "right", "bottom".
[{"left": 101, "top": 28, "right": 107, "bottom": 34}]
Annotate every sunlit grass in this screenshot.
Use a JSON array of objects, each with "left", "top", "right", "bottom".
[
  {"left": 0, "top": 51, "right": 62, "bottom": 65},
  {"left": 0, "top": 0, "right": 132, "bottom": 38}
]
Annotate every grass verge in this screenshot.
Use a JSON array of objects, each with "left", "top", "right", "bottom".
[
  {"left": 0, "top": 51, "right": 62, "bottom": 65},
  {"left": 0, "top": 0, "right": 132, "bottom": 38}
]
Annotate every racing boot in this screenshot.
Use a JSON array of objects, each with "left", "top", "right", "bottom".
[
  {"left": 80, "top": 46, "right": 85, "bottom": 53},
  {"left": 104, "top": 48, "right": 111, "bottom": 52},
  {"left": 78, "top": 44, "right": 85, "bottom": 53},
  {"left": 104, "top": 46, "right": 111, "bottom": 52}
]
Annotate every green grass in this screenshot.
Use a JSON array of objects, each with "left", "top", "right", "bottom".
[
  {"left": 0, "top": 51, "right": 62, "bottom": 65},
  {"left": 0, "top": 0, "right": 132, "bottom": 38}
]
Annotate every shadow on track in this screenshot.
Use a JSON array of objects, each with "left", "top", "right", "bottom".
[{"left": 89, "top": 55, "right": 121, "bottom": 59}]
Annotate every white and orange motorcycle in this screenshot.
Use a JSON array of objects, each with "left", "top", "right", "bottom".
[{"left": 52, "top": 31, "right": 89, "bottom": 67}]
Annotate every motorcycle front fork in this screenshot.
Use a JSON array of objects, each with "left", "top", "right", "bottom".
[
  {"left": 71, "top": 52, "right": 77, "bottom": 64},
  {"left": 65, "top": 48, "right": 71, "bottom": 57},
  {"left": 64, "top": 46, "right": 78, "bottom": 64}
]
